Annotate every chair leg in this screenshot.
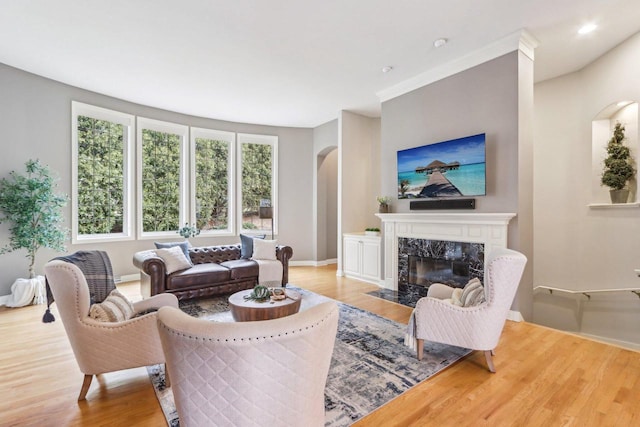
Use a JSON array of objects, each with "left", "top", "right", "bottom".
[
  {"left": 78, "top": 374, "right": 93, "bottom": 401},
  {"left": 416, "top": 339, "right": 424, "bottom": 361},
  {"left": 484, "top": 350, "right": 496, "bottom": 373},
  {"left": 164, "top": 363, "right": 171, "bottom": 388}
]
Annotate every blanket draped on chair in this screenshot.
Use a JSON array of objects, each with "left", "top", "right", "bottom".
[
  {"left": 404, "top": 309, "right": 418, "bottom": 351},
  {"left": 42, "top": 250, "right": 115, "bottom": 323}
]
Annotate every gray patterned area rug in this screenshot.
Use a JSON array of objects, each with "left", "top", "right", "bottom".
[{"left": 147, "top": 287, "right": 470, "bottom": 426}]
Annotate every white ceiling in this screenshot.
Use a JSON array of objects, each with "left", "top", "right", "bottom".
[{"left": 1, "top": 0, "right": 639, "bottom": 128}]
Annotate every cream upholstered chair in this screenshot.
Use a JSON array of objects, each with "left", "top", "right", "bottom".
[
  {"left": 157, "top": 301, "right": 339, "bottom": 427},
  {"left": 412, "top": 248, "right": 527, "bottom": 372},
  {"left": 44, "top": 259, "right": 179, "bottom": 400}
]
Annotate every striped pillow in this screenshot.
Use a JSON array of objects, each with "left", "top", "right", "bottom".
[
  {"left": 89, "top": 289, "right": 135, "bottom": 322},
  {"left": 460, "top": 278, "right": 486, "bottom": 307}
]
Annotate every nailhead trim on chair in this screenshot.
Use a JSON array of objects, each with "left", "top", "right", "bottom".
[{"left": 158, "top": 311, "right": 333, "bottom": 342}]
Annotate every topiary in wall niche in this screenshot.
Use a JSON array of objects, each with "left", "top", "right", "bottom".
[{"left": 601, "top": 122, "right": 635, "bottom": 203}]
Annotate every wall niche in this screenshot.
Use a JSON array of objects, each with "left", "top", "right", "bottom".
[{"left": 590, "top": 101, "right": 639, "bottom": 207}]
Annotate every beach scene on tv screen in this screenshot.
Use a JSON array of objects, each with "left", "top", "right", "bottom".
[{"left": 397, "top": 134, "right": 486, "bottom": 199}]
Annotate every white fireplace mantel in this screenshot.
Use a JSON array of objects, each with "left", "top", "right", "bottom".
[{"left": 375, "top": 212, "right": 516, "bottom": 290}]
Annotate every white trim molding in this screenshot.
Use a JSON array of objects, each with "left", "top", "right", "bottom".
[
  {"left": 376, "top": 29, "right": 539, "bottom": 104},
  {"left": 290, "top": 259, "right": 338, "bottom": 267}
]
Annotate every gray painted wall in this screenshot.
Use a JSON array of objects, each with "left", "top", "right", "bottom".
[
  {"left": 533, "top": 31, "right": 640, "bottom": 346},
  {"left": 0, "top": 63, "right": 314, "bottom": 296},
  {"left": 380, "top": 51, "right": 534, "bottom": 318}
]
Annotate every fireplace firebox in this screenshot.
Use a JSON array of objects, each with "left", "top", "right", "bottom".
[{"left": 396, "top": 238, "right": 484, "bottom": 305}]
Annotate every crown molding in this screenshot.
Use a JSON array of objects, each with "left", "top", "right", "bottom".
[{"left": 376, "top": 29, "right": 540, "bottom": 103}]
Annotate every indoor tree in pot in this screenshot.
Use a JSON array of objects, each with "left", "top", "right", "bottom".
[
  {"left": 0, "top": 160, "right": 68, "bottom": 307},
  {"left": 601, "top": 122, "right": 635, "bottom": 203}
]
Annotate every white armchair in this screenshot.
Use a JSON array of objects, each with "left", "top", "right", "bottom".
[
  {"left": 412, "top": 248, "right": 527, "bottom": 372},
  {"left": 157, "top": 301, "right": 339, "bottom": 427},
  {"left": 44, "top": 259, "right": 179, "bottom": 400}
]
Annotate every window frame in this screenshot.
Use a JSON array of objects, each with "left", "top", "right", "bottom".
[
  {"left": 190, "top": 127, "right": 235, "bottom": 236},
  {"left": 237, "top": 133, "right": 279, "bottom": 236},
  {"left": 71, "top": 101, "right": 135, "bottom": 244},
  {"left": 136, "top": 117, "right": 189, "bottom": 240}
]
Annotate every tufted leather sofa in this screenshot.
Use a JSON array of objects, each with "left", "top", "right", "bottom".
[{"left": 133, "top": 244, "right": 293, "bottom": 301}]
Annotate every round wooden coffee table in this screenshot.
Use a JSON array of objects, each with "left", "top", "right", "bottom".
[{"left": 228, "top": 289, "right": 302, "bottom": 322}]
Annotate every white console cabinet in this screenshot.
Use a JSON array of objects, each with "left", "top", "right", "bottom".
[{"left": 343, "top": 233, "right": 381, "bottom": 284}]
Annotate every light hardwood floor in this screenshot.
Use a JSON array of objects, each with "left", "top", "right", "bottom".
[{"left": 1, "top": 265, "right": 639, "bottom": 426}]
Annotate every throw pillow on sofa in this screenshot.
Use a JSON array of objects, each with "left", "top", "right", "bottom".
[
  {"left": 155, "top": 241, "right": 190, "bottom": 259},
  {"left": 252, "top": 238, "right": 278, "bottom": 260},
  {"left": 156, "top": 246, "right": 193, "bottom": 274},
  {"left": 89, "top": 289, "right": 134, "bottom": 322},
  {"left": 240, "top": 233, "right": 266, "bottom": 258}
]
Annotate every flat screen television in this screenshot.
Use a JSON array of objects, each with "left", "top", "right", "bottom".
[{"left": 397, "top": 133, "right": 486, "bottom": 199}]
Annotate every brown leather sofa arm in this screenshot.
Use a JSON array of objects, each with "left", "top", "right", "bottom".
[
  {"left": 132, "top": 250, "right": 168, "bottom": 297},
  {"left": 276, "top": 245, "right": 293, "bottom": 286}
]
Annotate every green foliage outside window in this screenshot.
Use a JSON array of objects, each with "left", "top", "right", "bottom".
[
  {"left": 195, "top": 138, "right": 229, "bottom": 230},
  {"left": 241, "top": 143, "right": 272, "bottom": 228},
  {"left": 76, "top": 108, "right": 274, "bottom": 236},
  {"left": 77, "top": 115, "right": 124, "bottom": 235},
  {"left": 142, "top": 129, "right": 181, "bottom": 232}
]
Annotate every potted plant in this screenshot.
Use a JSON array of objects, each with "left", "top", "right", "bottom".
[
  {"left": 601, "top": 122, "right": 635, "bottom": 203},
  {"left": 365, "top": 227, "right": 380, "bottom": 236},
  {"left": 377, "top": 196, "right": 391, "bottom": 213},
  {"left": 0, "top": 160, "right": 68, "bottom": 307}
]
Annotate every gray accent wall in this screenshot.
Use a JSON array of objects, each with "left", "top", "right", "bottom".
[
  {"left": 380, "top": 51, "right": 534, "bottom": 319},
  {"left": 0, "top": 63, "right": 314, "bottom": 296}
]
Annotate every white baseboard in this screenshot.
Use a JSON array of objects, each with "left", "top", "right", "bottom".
[
  {"left": 289, "top": 259, "right": 337, "bottom": 267},
  {"left": 507, "top": 310, "right": 524, "bottom": 322}
]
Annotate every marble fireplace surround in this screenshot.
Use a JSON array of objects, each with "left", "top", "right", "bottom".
[{"left": 375, "top": 213, "right": 516, "bottom": 291}]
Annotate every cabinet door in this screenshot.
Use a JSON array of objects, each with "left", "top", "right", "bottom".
[
  {"left": 343, "top": 238, "right": 361, "bottom": 275},
  {"left": 361, "top": 240, "right": 380, "bottom": 280}
]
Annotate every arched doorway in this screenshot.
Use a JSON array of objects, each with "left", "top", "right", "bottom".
[{"left": 316, "top": 146, "right": 338, "bottom": 263}]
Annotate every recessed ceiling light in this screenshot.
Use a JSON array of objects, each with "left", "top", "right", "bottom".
[
  {"left": 578, "top": 23, "right": 597, "bottom": 35},
  {"left": 433, "top": 38, "right": 448, "bottom": 48},
  {"left": 617, "top": 101, "right": 633, "bottom": 107},
  {"left": 381, "top": 66, "right": 393, "bottom": 73}
]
